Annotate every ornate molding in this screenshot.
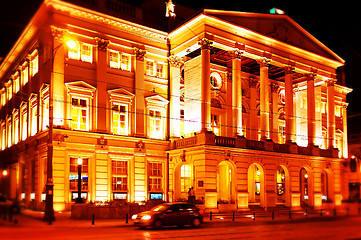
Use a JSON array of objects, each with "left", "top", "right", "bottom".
[
  {"left": 257, "top": 58, "right": 270, "bottom": 68},
  {"left": 133, "top": 48, "right": 146, "bottom": 61},
  {"left": 284, "top": 66, "right": 294, "bottom": 75},
  {"left": 326, "top": 78, "right": 337, "bottom": 87},
  {"left": 228, "top": 49, "right": 243, "bottom": 59},
  {"left": 198, "top": 38, "right": 213, "bottom": 50},
  {"left": 270, "top": 82, "right": 279, "bottom": 93},
  {"left": 305, "top": 73, "right": 316, "bottom": 81},
  {"left": 50, "top": 26, "right": 68, "bottom": 42},
  {"left": 95, "top": 37, "right": 110, "bottom": 52},
  {"left": 249, "top": 77, "right": 258, "bottom": 88},
  {"left": 168, "top": 55, "right": 184, "bottom": 68}
]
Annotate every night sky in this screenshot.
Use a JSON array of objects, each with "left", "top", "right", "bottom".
[{"left": 0, "top": 0, "right": 360, "bottom": 122}]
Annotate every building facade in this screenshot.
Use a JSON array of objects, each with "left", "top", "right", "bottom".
[{"left": 0, "top": 0, "right": 352, "bottom": 212}]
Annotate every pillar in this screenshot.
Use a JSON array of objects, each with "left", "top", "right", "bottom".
[
  {"left": 258, "top": 58, "right": 270, "bottom": 140},
  {"left": 168, "top": 56, "right": 183, "bottom": 139},
  {"left": 342, "top": 104, "right": 348, "bottom": 158},
  {"left": 284, "top": 66, "right": 295, "bottom": 143},
  {"left": 134, "top": 48, "right": 146, "bottom": 137},
  {"left": 249, "top": 78, "right": 258, "bottom": 140},
  {"left": 198, "top": 38, "right": 212, "bottom": 132},
  {"left": 230, "top": 49, "right": 243, "bottom": 136},
  {"left": 271, "top": 82, "right": 279, "bottom": 143},
  {"left": 307, "top": 73, "right": 316, "bottom": 147},
  {"left": 327, "top": 79, "right": 336, "bottom": 149},
  {"left": 95, "top": 37, "right": 109, "bottom": 133}
]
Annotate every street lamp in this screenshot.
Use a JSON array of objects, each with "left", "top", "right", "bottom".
[{"left": 76, "top": 157, "right": 83, "bottom": 203}]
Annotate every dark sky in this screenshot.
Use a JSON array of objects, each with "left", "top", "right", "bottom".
[{"left": 0, "top": 0, "right": 360, "bottom": 118}]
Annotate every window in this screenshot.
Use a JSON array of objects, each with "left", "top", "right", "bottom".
[
  {"left": 1, "top": 122, "right": 5, "bottom": 150},
  {"left": 6, "top": 116, "right": 11, "bottom": 148},
  {"left": 69, "top": 158, "right": 89, "bottom": 191},
  {"left": 335, "top": 105, "right": 341, "bottom": 117},
  {"left": 112, "top": 160, "right": 127, "bottom": 193},
  {"left": 22, "top": 65, "right": 29, "bottom": 86},
  {"left": 68, "top": 42, "right": 93, "bottom": 63},
  {"left": 13, "top": 110, "right": 19, "bottom": 144},
  {"left": 30, "top": 98, "right": 37, "bottom": 136},
  {"left": 210, "top": 72, "right": 223, "bottom": 89},
  {"left": 71, "top": 97, "right": 88, "bottom": 131},
  {"left": 148, "top": 162, "right": 162, "bottom": 192},
  {"left": 112, "top": 103, "right": 128, "bottom": 135},
  {"left": 149, "top": 109, "right": 162, "bottom": 139},
  {"left": 21, "top": 104, "right": 28, "bottom": 141},
  {"left": 42, "top": 96, "right": 49, "bottom": 131},
  {"left": 146, "top": 60, "right": 154, "bottom": 76},
  {"left": 156, "top": 63, "right": 164, "bottom": 78},
  {"left": 120, "top": 54, "right": 130, "bottom": 71},
  {"left": 13, "top": 75, "right": 20, "bottom": 94},
  {"left": 211, "top": 114, "right": 220, "bottom": 136},
  {"left": 109, "top": 50, "right": 120, "bottom": 69},
  {"left": 31, "top": 54, "right": 39, "bottom": 77},
  {"left": 145, "top": 60, "right": 166, "bottom": 78},
  {"left": 1, "top": 89, "right": 5, "bottom": 107},
  {"left": 7, "top": 85, "right": 12, "bottom": 101},
  {"left": 181, "top": 164, "right": 193, "bottom": 192}
]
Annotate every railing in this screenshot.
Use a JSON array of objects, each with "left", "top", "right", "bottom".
[
  {"left": 246, "top": 140, "right": 264, "bottom": 150},
  {"left": 174, "top": 136, "right": 197, "bottom": 149},
  {"left": 215, "top": 136, "right": 235, "bottom": 147}
]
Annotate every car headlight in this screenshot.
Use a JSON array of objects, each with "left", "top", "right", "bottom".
[
  {"left": 141, "top": 215, "right": 151, "bottom": 220},
  {"left": 131, "top": 214, "right": 137, "bottom": 220}
]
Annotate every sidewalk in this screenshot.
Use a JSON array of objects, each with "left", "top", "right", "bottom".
[{"left": 0, "top": 208, "right": 355, "bottom": 229}]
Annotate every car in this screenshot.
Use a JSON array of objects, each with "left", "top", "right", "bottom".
[{"left": 132, "top": 202, "right": 203, "bottom": 229}]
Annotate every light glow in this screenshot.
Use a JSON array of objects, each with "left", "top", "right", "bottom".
[
  {"left": 66, "top": 39, "right": 77, "bottom": 49},
  {"left": 141, "top": 215, "right": 151, "bottom": 220},
  {"left": 2, "top": 169, "right": 7, "bottom": 176},
  {"left": 77, "top": 157, "right": 82, "bottom": 166}
]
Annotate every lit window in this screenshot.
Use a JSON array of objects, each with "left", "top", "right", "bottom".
[
  {"left": 109, "top": 50, "right": 120, "bottom": 69},
  {"left": 68, "top": 42, "right": 93, "bottom": 63},
  {"left": 112, "top": 160, "right": 127, "bottom": 193},
  {"left": 21, "top": 105, "right": 28, "bottom": 141},
  {"left": 149, "top": 109, "right": 162, "bottom": 139},
  {"left": 31, "top": 54, "right": 39, "bottom": 77},
  {"left": 30, "top": 100, "right": 37, "bottom": 136},
  {"left": 42, "top": 97, "right": 49, "bottom": 131},
  {"left": 335, "top": 105, "right": 341, "bottom": 117},
  {"left": 22, "top": 65, "right": 29, "bottom": 85},
  {"left": 148, "top": 162, "right": 162, "bottom": 192},
  {"left": 321, "top": 102, "right": 326, "bottom": 114},
  {"left": 13, "top": 75, "right": 20, "bottom": 94},
  {"left": 7, "top": 85, "right": 12, "bottom": 101},
  {"left": 112, "top": 103, "right": 128, "bottom": 135},
  {"left": 146, "top": 60, "right": 154, "bottom": 76},
  {"left": 13, "top": 111, "right": 19, "bottom": 144},
  {"left": 211, "top": 114, "right": 220, "bottom": 136},
  {"left": 6, "top": 116, "right": 11, "bottom": 148},
  {"left": 156, "top": 63, "right": 164, "bottom": 78},
  {"left": 1, "top": 89, "right": 6, "bottom": 107},
  {"left": 181, "top": 164, "right": 193, "bottom": 192},
  {"left": 69, "top": 158, "right": 88, "bottom": 192},
  {"left": 71, "top": 97, "right": 88, "bottom": 131},
  {"left": 120, "top": 54, "right": 130, "bottom": 71},
  {"left": 1, "top": 122, "right": 5, "bottom": 150}
]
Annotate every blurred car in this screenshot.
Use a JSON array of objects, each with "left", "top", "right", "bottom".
[
  {"left": 132, "top": 202, "right": 203, "bottom": 229},
  {"left": 0, "top": 194, "right": 23, "bottom": 214}
]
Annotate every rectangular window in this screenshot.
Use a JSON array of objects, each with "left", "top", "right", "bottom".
[
  {"left": 68, "top": 42, "right": 80, "bottom": 60},
  {"left": 7, "top": 85, "right": 12, "bottom": 101},
  {"left": 181, "top": 164, "right": 193, "bottom": 192},
  {"left": 31, "top": 54, "right": 39, "bottom": 77},
  {"left": 109, "top": 50, "right": 120, "bottom": 69},
  {"left": 335, "top": 105, "right": 341, "bottom": 117},
  {"left": 1, "top": 123, "right": 5, "bottom": 150},
  {"left": 21, "top": 111, "right": 28, "bottom": 141},
  {"left": 6, "top": 118, "right": 11, "bottom": 148},
  {"left": 71, "top": 97, "right": 88, "bottom": 131},
  {"left": 42, "top": 97, "right": 49, "bottom": 131},
  {"left": 13, "top": 75, "right": 20, "bottom": 94},
  {"left": 148, "top": 162, "right": 162, "bottom": 192},
  {"left": 112, "top": 160, "right": 127, "bottom": 193},
  {"left": 22, "top": 66, "right": 29, "bottom": 85},
  {"left": 14, "top": 115, "right": 19, "bottom": 144},
  {"left": 149, "top": 109, "right": 162, "bottom": 139},
  {"left": 81, "top": 43, "right": 92, "bottom": 63},
  {"left": 69, "top": 158, "right": 89, "bottom": 191},
  {"left": 30, "top": 102, "right": 37, "bottom": 136},
  {"left": 112, "top": 103, "right": 128, "bottom": 135},
  {"left": 120, "top": 54, "right": 130, "bottom": 71},
  {"left": 156, "top": 63, "right": 164, "bottom": 78},
  {"left": 146, "top": 60, "right": 154, "bottom": 76},
  {"left": 211, "top": 114, "right": 220, "bottom": 136}
]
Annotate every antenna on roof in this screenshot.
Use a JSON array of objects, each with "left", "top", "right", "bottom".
[{"left": 270, "top": 8, "right": 285, "bottom": 14}]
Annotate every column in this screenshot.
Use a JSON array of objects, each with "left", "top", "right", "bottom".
[
  {"left": 327, "top": 79, "right": 336, "bottom": 149},
  {"left": 134, "top": 48, "right": 146, "bottom": 137},
  {"left": 249, "top": 78, "right": 258, "bottom": 140},
  {"left": 284, "top": 66, "right": 295, "bottom": 143},
  {"left": 271, "top": 82, "right": 279, "bottom": 143},
  {"left": 307, "top": 73, "right": 316, "bottom": 147},
  {"left": 95, "top": 37, "right": 109, "bottom": 133},
  {"left": 258, "top": 58, "right": 270, "bottom": 140},
  {"left": 198, "top": 38, "right": 212, "bottom": 132},
  {"left": 342, "top": 104, "right": 348, "bottom": 158},
  {"left": 168, "top": 56, "right": 183, "bottom": 139},
  {"left": 229, "top": 49, "right": 243, "bottom": 136}
]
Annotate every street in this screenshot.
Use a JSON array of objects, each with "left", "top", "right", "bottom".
[{"left": 1, "top": 215, "right": 361, "bottom": 239}]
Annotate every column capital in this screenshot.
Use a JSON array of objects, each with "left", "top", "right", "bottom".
[
  {"left": 95, "top": 37, "right": 110, "bottom": 52},
  {"left": 198, "top": 38, "right": 213, "bottom": 50},
  {"left": 249, "top": 77, "right": 258, "bottom": 88},
  {"left": 270, "top": 82, "right": 279, "bottom": 93},
  {"left": 305, "top": 73, "right": 316, "bottom": 81},
  {"left": 326, "top": 78, "right": 337, "bottom": 87},
  {"left": 168, "top": 55, "right": 184, "bottom": 68},
  {"left": 228, "top": 49, "right": 243, "bottom": 59},
  {"left": 50, "top": 26, "right": 68, "bottom": 43},
  {"left": 133, "top": 48, "right": 146, "bottom": 61},
  {"left": 257, "top": 58, "right": 270, "bottom": 68},
  {"left": 284, "top": 66, "right": 294, "bottom": 75}
]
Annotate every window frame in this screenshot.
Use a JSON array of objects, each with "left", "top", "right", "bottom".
[{"left": 145, "top": 95, "right": 168, "bottom": 140}]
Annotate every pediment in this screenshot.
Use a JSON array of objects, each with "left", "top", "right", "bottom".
[
  {"left": 145, "top": 94, "right": 169, "bottom": 107},
  {"left": 65, "top": 81, "right": 96, "bottom": 96},
  {"left": 108, "top": 88, "right": 135, "bottom": 102},
  {"left": 204, "top": 10, "right": 343, "bottom": 62}
]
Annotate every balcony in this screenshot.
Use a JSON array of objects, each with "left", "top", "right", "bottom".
[{"left": 173, "top": 131, "right": 339, "bottom": 158}]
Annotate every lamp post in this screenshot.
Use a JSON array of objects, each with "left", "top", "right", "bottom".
[{"left": 76, "top": 158, "right": 83, "bottom": 203}]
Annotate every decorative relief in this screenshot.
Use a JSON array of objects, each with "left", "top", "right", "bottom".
[
  {"left": 228, "top": 49, "right": 243, "bottom": 59},
  {"left": 326, "top": 78, "right": 336, "bottom": 87},
  {"left": 133, "top": 48, "right": 146, "bottom": 61},
  {"left": 168, "top": 55, "right": 184, "bottom": 68},
  {"left": 257, "top": 58, "right": 270, "bottom": 68},
  {"left": 95, "top": 37, "right": 110, "bottom": 52},
  {"left": 50, "top": 26, "right": 68, "bottom": 42},
  {"left": 284, "top": 65, "right": 294, "bottom": 75},
  {"left": 249, "top": 77, "right": 258, "bottom": 88},
  {"left": 270, "top": 82, "right": 279, "bottom": 93},
  {"left": 198, "top": 38, "right": 213, "bottom": 50}
]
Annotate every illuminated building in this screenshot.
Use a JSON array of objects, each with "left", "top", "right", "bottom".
[{"left": 0, "top": 0, "right": 352, "bottom": 213}]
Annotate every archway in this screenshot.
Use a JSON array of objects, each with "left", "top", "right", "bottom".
[
  {"left": 248, "top": 163, "right": 265, "bottom": 207},
  {"left": 174, "top": 163, "right": 195, "bottom": 201},
  {"left": 321, "top": 169, "right": 334, "bottom": 204},
  {"left": 276, "top": 165, "right": 290, "bottom": 206},
  {"left": 299, "top": 167, "right": 313, "bottom": 207},
  {"left": 217, "top": 161, "right": 235, "bottom": 203}
]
